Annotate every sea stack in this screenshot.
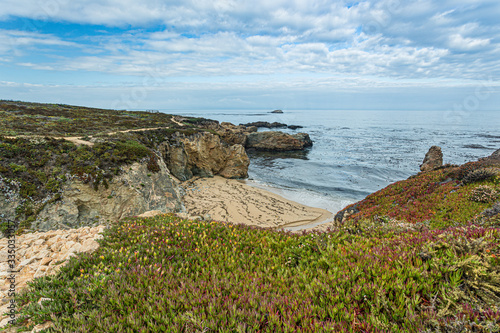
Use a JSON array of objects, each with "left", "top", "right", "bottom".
[{"left": 420, "top": 146, "right": 443, "bottom": 172}]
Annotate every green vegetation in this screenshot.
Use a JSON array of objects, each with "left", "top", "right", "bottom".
[
  {"left": 0, "top": 101, "right": 215, "bottom": 234},
  {"left": 0, "top": 101, "right": 178, "bottom": 137},
  {"left": 9, "top": 214, "right": 500, "bottom": 332}
]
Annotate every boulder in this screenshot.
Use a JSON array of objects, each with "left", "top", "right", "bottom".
[
  {"left": 246, "top": 131, "right": 312, "bottom": 151},
  {"left": 420, "top": 146, "right": 443, "bottom": 172},
  {"left": 334, "top": 205, "right": 359, "bottom": 224},
  {"left": 164, "top": 132, "right": 249, "bottom": 180}
]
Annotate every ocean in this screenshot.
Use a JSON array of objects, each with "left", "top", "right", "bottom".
[{"left": 166, "top": 109, "right": 500, "bottom": 215}]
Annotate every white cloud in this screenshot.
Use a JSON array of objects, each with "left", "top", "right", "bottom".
[
  {"left": 0, "top": 0, "right": 499, "bottom": 95},
  {"left": 0, "top": 29, "right": 80, "bottom": 57},
  {"left": 448, "top": 34, "right": 490, "bottom": 51}
]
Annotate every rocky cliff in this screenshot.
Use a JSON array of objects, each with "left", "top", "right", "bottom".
[
  {"left": 1, "top": 130, "right": 250, "bottom": 234},
  {"left": 33, "top": 157, "right": 183, "bottom": 231},
  {"left": 0, "top": 101, "right": 314, "bottom": 235}
]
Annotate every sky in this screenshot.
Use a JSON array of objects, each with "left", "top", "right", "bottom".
[{"left": 0, "top": 0, "right": 499, "bottom": 111}]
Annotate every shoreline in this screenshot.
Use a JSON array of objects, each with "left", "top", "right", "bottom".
[{"left": 181, "top": 176, "right": 333, "bottom": 232}]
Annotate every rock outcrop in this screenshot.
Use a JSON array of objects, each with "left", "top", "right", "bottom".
[
  {"left": 241, "top": 121, "right": 288, "bottom": 129},
  {"left": 240, "top": 122, "right": 303, "bottom": 130},
  {"left": 491, "top": 149, "right": 500, "bottom": 160},
  {"left": 245, "top": 131, "right": 313, "bottom": 151},
  {"left": 0, "top": 226, "right": 104, "bottom": 330},
  {"left": 334, "top": 205, "right": 359, "bottom": 225},
  {"left": 163, "top": 132, "right": 249, "bottom": 181},
  {"left": 219, "top": 145, "right": 250, "bottom": 179},
  {"left": 33, "top": 157, "right": 183, "bottom": 232},
  {"left": 420, "top": 146, "right": 443, "bottom": 172},
  {"left": 217, "top": 122, "right": 248, "bottom": 146}
]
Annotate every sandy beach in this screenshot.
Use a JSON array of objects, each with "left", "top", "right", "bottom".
[{"left": 181, "top": 176, "right": 333, "bottom": 231}]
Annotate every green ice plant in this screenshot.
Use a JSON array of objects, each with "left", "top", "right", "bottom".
[{"left": 10, "top": 214, "right": 500, "bottom": 332}]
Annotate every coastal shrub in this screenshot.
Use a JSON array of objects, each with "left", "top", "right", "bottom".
[
  {"left": 462, "top": 169, "right": 496, "bottom": 185},
  {"left": 11, "top": 215, "right": 500, "bottom": 332},
  {"left": 0, "top": 100, "right": 182, "bottom": 137},
  {"left": 453, "top": 162, "right": 486, "bottom": 181},
  {"left": 452, "top": 161, "right": 499, "bottom": 182},
  {"left": 470, "top": 185, "right": 498, "bottom": 203},
  {"left": 8, "top": 162, "right": 27, "bottom": 173},
  {"left": 0, "top": 100, "right": 215, "bottom": 139},
  {"left": 113, "top": 140, "right": 150, "bottom": 161}
]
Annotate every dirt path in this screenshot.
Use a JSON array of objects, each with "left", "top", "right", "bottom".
[
  {"left": 170, "top": 116, "right": 186, "bottom": 127},
  {"left": 2, "top": 116, "right": 185, "bottom": 146}
]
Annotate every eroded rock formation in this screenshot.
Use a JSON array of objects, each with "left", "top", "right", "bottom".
[
  {"left": 163, "top": 132, "right": 249, "bottom": 181},
  {"left": 246, "top": 131, "right": 313, "bottom": 151},
  {"left": 420, "top": 146, "right": 443, "bottom": 172},
  {"left": 217, "top": 122, "right": 248, "bottom": 146}
]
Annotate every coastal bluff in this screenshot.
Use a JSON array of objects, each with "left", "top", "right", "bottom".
[
  {"left": 0, "top": 101, "right": 314, "bottom": 235},
  {"left": 0, "top": 130, "right": 248, "bottom": 234}
]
